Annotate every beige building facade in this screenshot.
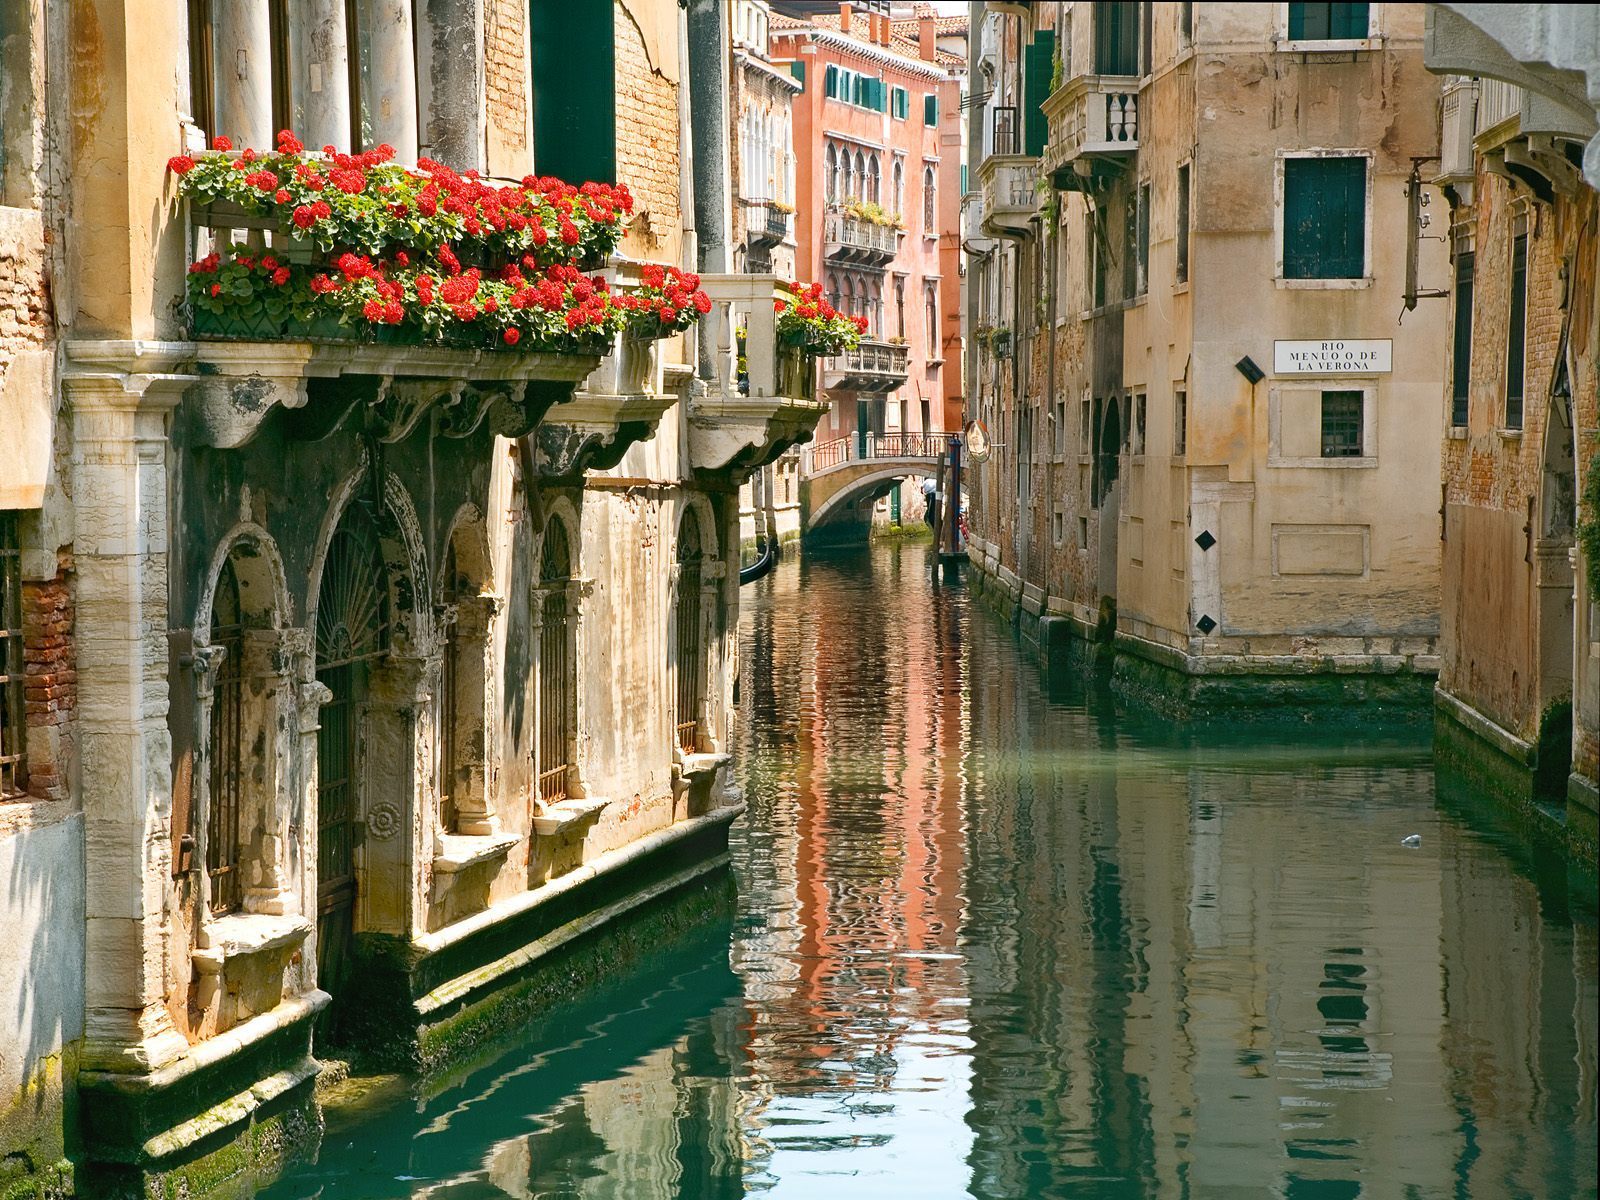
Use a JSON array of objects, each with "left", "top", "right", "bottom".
[
  {"left": 966, "top": 1, "right": 1449, "bottom": 718},
  {"left": 0, "top": 1, "right": 821, "bottom": 1194}
]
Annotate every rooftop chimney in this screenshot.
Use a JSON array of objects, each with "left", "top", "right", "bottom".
[
  {"left": 838, "top": 2, "right": 851, "bottom": 36},
  {"left": 918, "top": 7, "right": 936, "bottom": 60}
]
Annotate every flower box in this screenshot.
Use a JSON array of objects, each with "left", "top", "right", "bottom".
[{"left": 192, "top": 307, "right": 286, "bottom": 340}]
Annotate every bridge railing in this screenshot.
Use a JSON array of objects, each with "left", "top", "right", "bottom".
[{"left": 802, "top": 431, "right": 958, "bottom": 474}]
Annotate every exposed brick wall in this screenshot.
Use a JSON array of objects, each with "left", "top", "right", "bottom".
[
  {"left": 20, "top": 551, "right": 73, "bottom": 800},
  {"left": 485, "top": 0, "right": 527, "bottom": 153},
  {"left": 613, "top": 2, "right": 681, "bottom": 255}
]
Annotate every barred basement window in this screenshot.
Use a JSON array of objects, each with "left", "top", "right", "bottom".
[
  {"left": 1, "top": 513, "right": 25, "bottom": 799},
  {"left": 674, "top": 509, "right": 705, "bottom": 754},
  {"left": 1320, "top": 390, "right": 1364, "bottom": 458},
  {"left": 207, "top": 555, "right": 245, "bottom": 912},
  {"left": 537, "top": 521, "right": 573, "bottom": 804}
]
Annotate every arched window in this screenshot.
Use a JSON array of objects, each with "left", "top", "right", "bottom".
[
  {"left": 673, "top": 508, "right": 705, "bottom": 753},
  {"left": 923, "top": 166, "right": 936, "bottom": 232},
  {"left": 853, "top": 150, "right": 866, "bottom": 199},
  {"left": 925, "top": 282, "right": 938, "bottom": 351},
  {"left": 537, "top": 520, "right": 573, "bottom": 803},
  {"left": 842, "top": 149, "right": 855, "bottom": 203},
  {"left": 825, "top": 144, "right": 839, "bottom": 202},
  {"left": 892, "top": 159, "right": 905, "bottom": 219},
  {"left": 867, "top": 155, "right": 881, "bottom": 204},
  {"left": 315, "top": 499, "right": 390, "bottom": 994},
  {"left": 781, "top": 113, "right": 794, "bottom": 203},
  {"left": 895, "top": 277, "right": 906, "bottom": 338},
  {"left": 206, "top": 554, "right": 245, "bottom": 913},
  {"left": 826, "top": 272, "right": 841, "bottom": 312}
]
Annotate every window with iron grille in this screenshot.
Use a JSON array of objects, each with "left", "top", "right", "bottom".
[
  {"left": 537, "top": 521, "right": 573, "bottom": 804},
  {"left": 674, "top": 509, "right": 705, "bottom": 754},
  {"left": 1505, "top": 228, "right": 1527, "bottom": 430},
  {"left": 1320, "top": 390, "right": 1364, "bottom": 458},
  {"left": 1450, "top": 249, "right": 1474, "bottom": 427},
  {"left": 207, "top": 555, "right": 245, "bottom": 912},
  {"left": 1283, "top": 156, "right": 1366, "bottom": 280},
  {"left": 1, "top": 513, "right": 25, "bottom": 799},
  {"left": 1288, "top": 2, "right": 1369, "bottom": 41}
]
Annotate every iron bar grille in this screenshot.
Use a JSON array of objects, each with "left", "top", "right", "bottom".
[
  {"left": 537, "top": 522, "right": 572, "bottom": 805},
  {"left": 315, "top": 504, "right": 388, "bottom": 917},
  {"left": 207, "top": 556, "right": 244, "bottom": 913},
  {"left": 675, "top": 509, "right": 704, "bottom": 754},
  {"left": 1320, "top": 390, "right": 1365, "bottom": 458},
  {"left": 439, "top": 542, "right": 460, "bottom": 831},
  {"left": 991, "top": 105, "right": 1020, "bottom": 156},
  {"left": 0, "top": 513, "right": 24, "bottom": 798}
]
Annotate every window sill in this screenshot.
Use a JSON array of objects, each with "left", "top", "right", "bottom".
[
  {"left": 193, "top": 913, "right": 313, "bottom": 975},
  {"left": 1446, "top": 425, "right": 1468, "bottom": 440},
  {"left": 675, "top": 751, "right": 732, "bottom": 783},
  {"left": 1277, "top": 38, "right": 1380, "bottom": 54},
  {"left": 1173, "top": 281, "right": 1190, "bottom": 295},
  {"left": 1275, "top": 276, "right": 1373, "bottom": 290},
  {"left": 1267, "top": 455, "right": 1377, "bottom": 469},
  {"left": 531, "top": 797, "right": 610, "bottom": 837},
  {"left": 434, "top": 830, "right": 521, "bottom": 873},
  {"left": 1498, "top": 426, "right": 1525, "bottom": 440}
]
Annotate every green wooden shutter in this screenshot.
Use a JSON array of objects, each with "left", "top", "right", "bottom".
[
  {"left": 790, "top": 61, "right": 806, "bottom": 87},
  {"left": 825, "top": 64, "right": 839, "bottom": 98},
  {"left": 1289, "top": 3, "right": 1369, "bottom": 40},
  {"left": 924, "top": 93, "right": 939, "bottom": 126},
  {"left": 1283, "top": 157, "right": 1365, "bottom": 279},
  {"left": 1023, "top": 30, "right": 1055, "bottom": 155},
  {"left": 530, "top": 1, "right": 616, "bottom": 183}
]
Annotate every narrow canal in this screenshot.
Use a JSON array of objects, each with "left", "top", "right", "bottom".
[{"left": 264, "top": 541, "right": 1598, "bottom": 1199}]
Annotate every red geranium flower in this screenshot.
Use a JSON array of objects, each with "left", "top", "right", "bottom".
[
  {"left": 213, "top": 135, "right": 233, "bottom": 151},
  {"left": 503, "top": 328, "right": 521, "bottom": 346},
  {"left": 167, "top": 155, "right": 196, "bottom": 175}
]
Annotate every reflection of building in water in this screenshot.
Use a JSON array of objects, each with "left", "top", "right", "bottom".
[
  {"left": 733, "top": 550, "right": 971, "bottom": 1186},
  {"left": 960, "top": 658, "right": 1598, "bottom": 1197}
]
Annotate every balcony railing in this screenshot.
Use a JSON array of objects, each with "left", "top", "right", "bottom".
[
  {"left": 977, "top": 153, "right": 1039, "bottom": 239},
  {"left": 821, "top": 338, "right": 909, "bottom": 393},
  {"left": 746, "top": 201, "right": 790, "bottom": 248},
  {"left": 1041, "top": 74, "right": 1139, "bottom": 181},
  {"left": 990, "top": 104, "right": 1021, "bottom": 156},
  {"left": 822, "top": 209, "right": 900, "bottom": 265}
]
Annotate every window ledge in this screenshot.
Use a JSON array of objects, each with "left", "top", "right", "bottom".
[
  {"left": 675, "top": 752, "right": 732, "bottom": 783},
  {"left": 1277, "top": 38, "right": 1380, "bottom": 54},
  {"left": 1498, "top": 426, "right": 1525, "bottom": 440},
  {"left": 433, "top": 831, "right": 521, "bottom": 874},
  {"left": 1447, "top": 425, "right": 1469, "bottom": 440},
  {"left": 1267, "top": 455, "right": 1377, "bottom": 469},
  {"left": 193, "top": 913, "right": 313, "bottom": 975},
  {"left": 1275, "top": 276, "right": 1373, "bottom": 290},
  {"left": 532, "top": 796, "right": 610, "bottom": 837},
  {"left": 1172, "top": 281, "right": 1190, "bottom": 295}
]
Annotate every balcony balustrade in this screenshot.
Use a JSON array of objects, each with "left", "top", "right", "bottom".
[
  {"left": 690, "top": 274, "right": 828, "bottom": 472},
  {"left": 822, "top": 209, "right": 900, "bottom": 266},
  {"left": 1041, "top": 74, "right": 1139, "bottom": 184},
  {"left": 977, "top": 153, "right": 1039, "bottom": 240},
  {"left": 746, "top": 201, "right": 791, "bottom": 249},
  {"left": 821, "top": 338, "right": 910, "bottom": 394}
]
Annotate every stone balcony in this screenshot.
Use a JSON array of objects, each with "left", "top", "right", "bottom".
[
  {"left": 1041, "top": 74, "right": 1140, "bottom": 188},
  {"left": 821, "top": 338, "right": 910, "bottom": 394},
  {"left": 689, "top": 274, "right": 828, "bottom": 475},
  {"left": 746, "top": 201, "right": 791, "bottom": 249},
  {"left": 822, "top": 210, "right": 901, "bottom": 266},
  {"left": 976, "top": 154, "right": 1039, "bottom": 240}
]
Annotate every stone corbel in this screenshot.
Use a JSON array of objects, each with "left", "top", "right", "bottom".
[
  {"left": 489, "top": 379, "right": 574, "bottom": 439},
  {"left": 438, "top": 383, "right": 508, "bottom": 438},
  {"left": 187, "top": 344, "right": 317, "bottom": 449},
  {"left": 297, "top": 680, "right": 333, "bottom": 734},
  {"left": 369, "top": 376, "right": 464, "bottom": 443}
]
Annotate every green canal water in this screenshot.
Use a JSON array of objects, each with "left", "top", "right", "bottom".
[{"left": 263, "top": 542, "right": 1598, "bottom": 1198}]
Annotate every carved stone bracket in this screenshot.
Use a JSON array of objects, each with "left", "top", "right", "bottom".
[
  {"left": 439, "top": 384, "right": 506, "bottom": 438},
  {"left": 370, "top": 377, "right": 463, "bottom": 443}
]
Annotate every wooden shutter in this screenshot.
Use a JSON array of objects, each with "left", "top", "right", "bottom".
[
  {"left": 1450, "top": 251, "right": 1474, "bottom": 426},
  {"left": 1094, "top": 1, "right": 1138, "bottom": 75},
  {"left": 530, "top": 3, "right": 616, "bottom": 183},
  {"left": 1284, "top": 157, "right": 1365, "bottom": 279},
  {"left": 1022, "top": 31, "right": 1054, "bottom": 155},
  {"left": 1289, "top": 3, "right": 1369, "bottom": 40},
  {"left": 169, "top": 629, "right": 196, "bottom": 877}
]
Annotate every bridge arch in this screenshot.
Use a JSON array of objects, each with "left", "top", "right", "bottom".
[{"left": 806, "top": 462, "right": 937, "bottom": 531}]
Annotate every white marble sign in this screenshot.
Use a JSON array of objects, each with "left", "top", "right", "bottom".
[{"left": 1273, "top": 339, "right": 1392, "bottom": 375}]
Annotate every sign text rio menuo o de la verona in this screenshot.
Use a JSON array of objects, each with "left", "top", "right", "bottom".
[{"left": 1273, "top": 340, "right": 1393, "bottom": 375}]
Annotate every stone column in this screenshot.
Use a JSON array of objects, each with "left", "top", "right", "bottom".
[
  {"left": 298, "top": 0, "right": 352, "bottom": 151},
  {"left": 290, "top": 635, "right": 331, "bottom": 999},
  {"left": 448, "top": 593, "right": 503, "bottom": 835},
  {"left": 363, "top": 652, "right": 436, "bottom": 939},
  {"left": 66, "top": 359, "right": 194, "bottom": 1075},
  {"left": 212, "top": 0, "right": 273, "bottom": 149},
  {"left": 363, "top": 0, "right": 419, "bottom": 161}
]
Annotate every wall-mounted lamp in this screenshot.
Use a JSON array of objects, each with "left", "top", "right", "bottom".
[{"left": 1234, "top": 355, "right": 1265, "bottom": 385}]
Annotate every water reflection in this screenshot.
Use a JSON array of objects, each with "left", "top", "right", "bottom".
[{"left": 264, "top": 542, "right": 1597, "bottom": 1199}]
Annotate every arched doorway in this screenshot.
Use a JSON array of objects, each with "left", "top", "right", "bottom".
[{"left": 314, "top": 499, "right": 390, "bottom": 1001}]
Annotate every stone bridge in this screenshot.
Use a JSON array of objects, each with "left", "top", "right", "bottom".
[{"left": 800, "top": 431, "right": 958, "bottom": 539}]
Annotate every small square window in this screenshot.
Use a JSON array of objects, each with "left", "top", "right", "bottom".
[{"left": 1320, "top": 390, "right": 1364, "bottom": 458}]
